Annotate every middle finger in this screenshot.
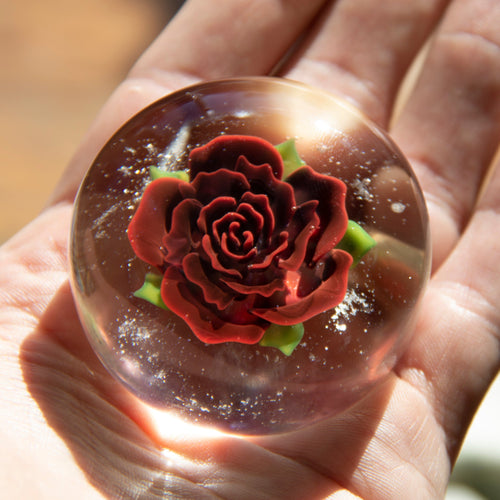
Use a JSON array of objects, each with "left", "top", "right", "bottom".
[{"left": 284, "top": 0, "right": 451, "bottom": 127}]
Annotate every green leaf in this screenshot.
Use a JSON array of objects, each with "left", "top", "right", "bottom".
[
  {"left": 337, "top": 220, "right": 376, "bottom": 266},
  {"left": 133, "top": 273, "right": 169, "bottom": 310},
  {"left": 149, "top": 166, "right": 189, "bottom": 182},
  {"left": 259, "top": 322, "right": 305, "bottom": 356},
  {"left": 275, "top": 139, "right": 306, "bottom": 179}
]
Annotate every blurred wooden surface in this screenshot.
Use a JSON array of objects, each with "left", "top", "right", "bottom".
[{"left": 0, "top": 0, "right": 180, "bottom": 243}]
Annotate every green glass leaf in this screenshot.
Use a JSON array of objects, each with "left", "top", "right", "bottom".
[
  {"left": 275, "top": 139, "right": 306, "bottom": 179},
  {"left": 149, "top": 166, "right": 189, "bottom": 182},
  {"left": 337, "top": 220, "right": 376, "bottom": 266},
  {"left": 259, "top": 322, "right": 305, "bottom": 356},
  {"left": 133, "top": 273, "right": 169, "bottom": 310}
]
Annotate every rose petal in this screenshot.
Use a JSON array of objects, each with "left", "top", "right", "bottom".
[
  {"left": 191, "top": 169, "right": 250, "bottom": 205},
  {"left": 198, "top": 196, "right": 237, "bottom": 234},
  {"left": 163, "top": 198, "right": 203, "bottom": 265},
  {"left": 227, "top": 221, "right": 243, "bottom": 249},
  {"left": 240, "top": 192, "right": 274, "bottom": 242},
  {"left": 249, "top": 231, "right": 289, "bottom": 270},
  {"left": 201, "top": 234, "right": 243, "bottom": 278},
  {"left": 251, "top": 250, "right": 352, "bottom": 325},
  {"left": 189, "top": 135, "right": 284, "bottom": 180},
  {"left": 241, "top": 231, "right": 254, "bottom": 253},
  {"left": 287, "top": 166, "right": 348, "bottom": 260},
  {"left": 295, "top": 252, "right": 338, "bottom": 297},
  {"left": 213, "top": 212, "right": 246, "bottom": 247},
  {"left": 222, "top": 276, "right": 285, "bottom": 298},
  {"left": 237, "top": 202, "right": 264, "bottom": 236},
  {"left": 161, "top": 267, "right": 266, "bottom": 344},
  {"left": 221, "top": 230, "right": 257, "bottom": 261},
  {"left": 210, "top": 212, "right": 258, "bottom": 261},
  {"left": 279, "top": 202, "right": 320, "bottom": 271},
  {"left": 128, "top": 178, "right": 195, "bottom": 267},
  {"left": 182, "top": 253, "right": 233, "bottom": 309},
  {"left": 235, "top": 156, "right": 295, "bottom": 229}
]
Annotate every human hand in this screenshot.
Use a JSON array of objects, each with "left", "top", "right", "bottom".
[{"left": 2, "top": 0, "right": 500, "bottom": 498}]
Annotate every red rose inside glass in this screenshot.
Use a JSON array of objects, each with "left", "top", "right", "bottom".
[{"left": 127, "top": 135, "right": 355, "bottom": 348}]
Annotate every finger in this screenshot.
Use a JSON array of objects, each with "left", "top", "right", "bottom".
[
  {"left": 398, "top": 155, "right": 500, "bottom": 460},
  {"left": 392, "top": 0, "right": 500, "bottom": 269},
  {"left": 132, "top": 0, "right": 327, "bottom": 83},
  {"left": 283, "top": 0, "right": 451, "bottom": 127},
  {"left": 49, "top": 0, "right": 327, "bottom": 205}
]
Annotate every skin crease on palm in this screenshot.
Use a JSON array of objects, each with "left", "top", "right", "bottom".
[{"left": 1, "top": 0, "right": 500, "bottom": 498}]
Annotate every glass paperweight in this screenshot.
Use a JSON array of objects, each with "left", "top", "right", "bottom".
[{"left": 70, "top": 77, "right": 430, "bottom": 435}]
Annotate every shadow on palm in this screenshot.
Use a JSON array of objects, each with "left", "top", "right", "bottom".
[{"left": 21, "top": 279, "right": 395, "bottom": 499}]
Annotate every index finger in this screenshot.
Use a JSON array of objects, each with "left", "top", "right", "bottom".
[{"left": 49, "top": 0, "right": 327, "bottom": 205}]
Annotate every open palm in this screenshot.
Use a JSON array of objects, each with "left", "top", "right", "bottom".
[{"left": 2, "top": 1, "right": 500, "bottom": 498}]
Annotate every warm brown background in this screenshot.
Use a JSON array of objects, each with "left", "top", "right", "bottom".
[{"left": 0, "top": 0, "right": 182, "bottom": 243}]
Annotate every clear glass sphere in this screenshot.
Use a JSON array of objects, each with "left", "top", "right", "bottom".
[{"left": 70, "top": 77, "right": 430, "bottom": 434}]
